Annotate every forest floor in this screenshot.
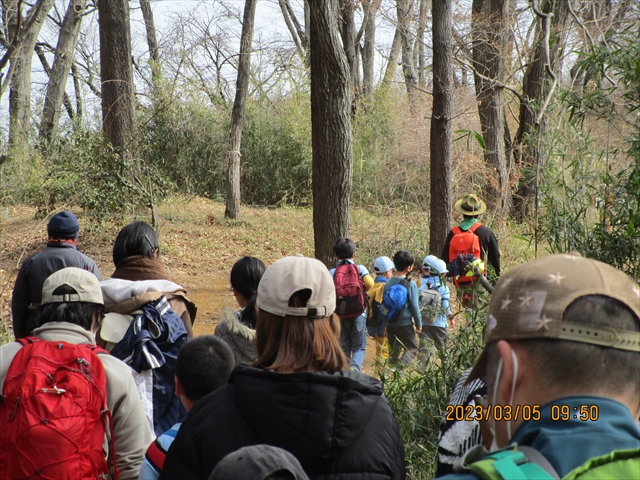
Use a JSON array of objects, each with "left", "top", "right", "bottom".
[{"left": 0, "top": 196, "right": 533, "bottom": 373}]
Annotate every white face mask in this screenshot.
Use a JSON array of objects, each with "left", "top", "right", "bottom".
[{"left": 489, "top": 348, "right": 519, "bottom": 451}]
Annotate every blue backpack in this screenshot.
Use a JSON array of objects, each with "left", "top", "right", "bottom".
[{"left": 379, "top": 277, "right": 411, "bottom": 323}]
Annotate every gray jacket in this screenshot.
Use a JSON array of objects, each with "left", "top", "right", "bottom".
[
  {"left": 12, "top": 242, "right": 101, "bottom": 338},
  {"left": 0, "top": 322, "right": 153, "bottom": 479},
  {"left": 214, "top": 308, "right": 257, "bottom": 365}
]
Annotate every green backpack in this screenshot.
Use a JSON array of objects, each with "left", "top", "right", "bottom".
[{"left": 456, "top": 444, "right": 640, "bottom": 480}]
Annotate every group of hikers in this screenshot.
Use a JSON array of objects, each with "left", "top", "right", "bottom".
[{"left": 1, "top": 192, "right": 638, "bottom": 479}]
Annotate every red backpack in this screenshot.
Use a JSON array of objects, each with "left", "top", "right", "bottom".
[
  {"left": 448, "top": 222, "right": 484, "bottom": 286},
  {"left": 333, "top": 263, "right": 366, "bottom": 319},
  {"left": 0, "top": 337, "right": 118, "bottom": 479}
]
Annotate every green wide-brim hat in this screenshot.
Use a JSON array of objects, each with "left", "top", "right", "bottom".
[{"left": 454, "top": 193, "right": 487, "bottom": 215}]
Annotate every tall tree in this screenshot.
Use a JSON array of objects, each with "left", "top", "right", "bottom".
[
  {"left": 471, "top": 0, "right": 512, "bottom": 211},
  {"left": 308, "top": 0, "right": 353, "bottom": 267},
  {"left": 39, "top": 0, "right": 86, "bottom": 142},
  {"left": 414, "top": 0, "right": 430, "bottom": 88},
  {"left": 225, "top": 0, "right": 258, "bottom": 220},
  {"left": 381, "top": 28, "right": 401, "bottom": 89},
  {"left": 140, "top": 0, "right": 161, "bottom": 89},
  {"left": 97, "top": 0, "right": 136, "bottom": 155},
  {"left": 430, "top": 0, "right": 453, "bottom": 256},
  {"left": 339, "top": 0, "right": 359, "bottom": 103},
  {"left": 279, "top": 0, "right": 308, "bottom": 64},
  {"left": 7, "top": 0, "right": 54, "bottom": 149},
  {"left": 360, "top": 0, "right": 380, "bottom": 97},
  {"left": 396, "top": 0, "right": 417, "bottom": 104},
  {"left": 511, "top": 0, "right": 569, "bottom": 218}
]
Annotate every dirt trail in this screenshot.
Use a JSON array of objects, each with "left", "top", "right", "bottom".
[{"left": 0, "top": 203, "right": 378, "bottom": 373}]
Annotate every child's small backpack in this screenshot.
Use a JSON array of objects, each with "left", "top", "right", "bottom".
[
  {"left": 379, "top": 277, "right": 411, "bottom": 323},
  {"left": 333, "top": 263, "right": 366, "bottom": 319},
  {"left": 0, "top": 337, "right": 118, "bottom": 479},
  {"left": 366, "top": 282, "right": 386, "bottom": 327},
  {"left": 419, "top": 284, "right": 442, "bottom": 324}
]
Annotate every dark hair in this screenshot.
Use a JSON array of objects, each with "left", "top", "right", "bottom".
[
  {"left": 254, "top": 289, "right": 347, "bottom": 373},
  {"left": 393, "top": 250, "right": 414, "bottom": 271},
  {"left": 175, "top": 335, "right": 235, "bottom": 401},
  {"left": 487, "top": 295, "right": 640, "bottom": 399},
  {"left": 37, "top": 285, "right": 104, "bottom": 332},
  {"left": 112, "top": 221, "right": 159, "bottom": 267},
  {"left": 230, "top": 257, "right": 266, "bottom": 329},
  {"left": 333, "top": 238, "right": 356, "bottom": 260}
]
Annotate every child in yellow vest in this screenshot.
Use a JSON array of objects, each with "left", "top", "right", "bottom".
[{"left": 366, "top": 256, "right": 394, "bottom": 360}]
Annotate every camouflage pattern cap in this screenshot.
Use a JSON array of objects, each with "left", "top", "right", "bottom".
[{"left": 467, "top": 253, "right": 640, "bottom": 382}]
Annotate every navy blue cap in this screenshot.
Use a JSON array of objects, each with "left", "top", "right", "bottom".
[{"left": 47, "top": 211, "right": 80, "bottom": 238}]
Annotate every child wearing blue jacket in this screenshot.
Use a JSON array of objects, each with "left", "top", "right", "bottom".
[
  {"left": 418, "top": 255, "right": 452, "bottom": 357},
  {"left": 383, "top": 250, "right": 422, "bottom": 364}
]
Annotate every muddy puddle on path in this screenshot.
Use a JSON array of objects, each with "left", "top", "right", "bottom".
[{"left": 187, "top": 276, "right": 237, "bottom": 336}]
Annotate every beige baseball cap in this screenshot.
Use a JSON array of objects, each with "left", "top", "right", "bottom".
[
  {"left": 41, "top": 267, "right": 104, "bottom": 305},
  {"left": 468, "top": 253, "right": 640, "bottom": 382},
  {"left": 256, "top": 256, "right": 335, "bottom": 318}
]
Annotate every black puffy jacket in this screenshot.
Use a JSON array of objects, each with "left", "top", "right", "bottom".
[{"left": 160, "top": 365, "right": 405, "bottom": 480}]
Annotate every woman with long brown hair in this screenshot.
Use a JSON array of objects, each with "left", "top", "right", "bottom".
[{"left": 160, "top": 256, "right": 405, "bottom": 480}]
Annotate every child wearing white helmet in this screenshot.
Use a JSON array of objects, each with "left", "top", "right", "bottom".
[
  {"left": 418, "top": 255, "right": 453, "bottom": 361},
  {"left": 366, "top": 256, "right": 395, "bottom": 360}
]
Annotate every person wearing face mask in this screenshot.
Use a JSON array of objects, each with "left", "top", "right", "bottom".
[{"left": 440, "top": 253, "right": 640, "bottom": 480}]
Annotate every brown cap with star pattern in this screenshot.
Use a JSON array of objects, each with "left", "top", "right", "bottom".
[{"left": 467, "top": 253, "right": 640, "bottom": 383}]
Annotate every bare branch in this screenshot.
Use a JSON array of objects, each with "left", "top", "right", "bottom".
[{"left": 278, "top": 0, "right": 305, "bottom": 61}]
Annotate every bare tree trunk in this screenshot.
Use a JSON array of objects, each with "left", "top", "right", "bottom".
[
  {"left": 415, "top": 0, "right": 429, "bottom": 87},
  {"left": 71, "top": 62, "right": 82, "bottom": 119},
  {"left": 397, "top": 0, "right": 417, "bottom": 103},
  {"left": 360, "top": 0, "right": 379, "bottom": 97},
  {"left": 308, "top": 0, "right": 353, "bottom": 267},
  {"left": 430, "top": 0, "right": 453, "bottom": 256},
  {"left": 8, "top": 0, "right": 54, "bottom": 149},
  {"left": 35, "top": 43, "right": 75, "bottom": 122},
  {"left": 381, "top": 27, "right": 401, "bottom": 88},
  {"left": 340, "top": 0, "right": 359, "bottom": 103},
  {"left": 471, "top": 0, "right": 511, "bottom": 212},
  {"left": 225, "top": 0, "right": 257, "bottom": 220},
  {"left": 139, "top": 0, "right": 161, "bottom": 87},
  {"left": 97, "top": 0, "right": 136, "bottom": 155},
  {"left": 511, "top": 0, "right": 569, "bottom": 219},
  {"left": 39, "top": 0, "right": 85, "bottom": 142},
  {"left": 279, "top": 0, "right": 307, "bottom": 63}
]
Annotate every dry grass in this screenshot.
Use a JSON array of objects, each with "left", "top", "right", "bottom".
[{"left": 1, "top": 196, "right": 534, "bottom": 331}]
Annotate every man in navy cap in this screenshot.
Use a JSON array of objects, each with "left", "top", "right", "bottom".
[{"left": 11, "top": 210, "right": 101, "bottom": 338}]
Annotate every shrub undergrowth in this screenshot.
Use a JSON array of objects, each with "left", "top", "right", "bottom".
[{"left": 382, "top": 300, "right": 488, "bottom": 479}]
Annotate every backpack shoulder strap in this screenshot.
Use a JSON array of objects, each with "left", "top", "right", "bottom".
[
  {"left": 452, "top": 226, "right": 462, "bottom": 235},
  {"left": 469, "top": 222, "right": 483, "bottom": 233},
  {"left": 456, "top": 445, "right": 558, "bottom": 480},
  {"left": 563, "top": 447, "right": 640, "bottom": 480},
  {"left": 86, "top": 343, "right": 110, "bottom": 356},
  {"left": 16, "top": 336, "right": 39, "bottom": 346},
  {"left": 518, "top": 446, "right": 560, "bottom": 479}
]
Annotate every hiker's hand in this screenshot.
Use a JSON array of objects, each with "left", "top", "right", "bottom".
[
  {"left": 415, "top": 327, "right": 422, "bottom": 333},
  {"left": 448, "top": 314, "right": 455, "bottom": 328}
]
